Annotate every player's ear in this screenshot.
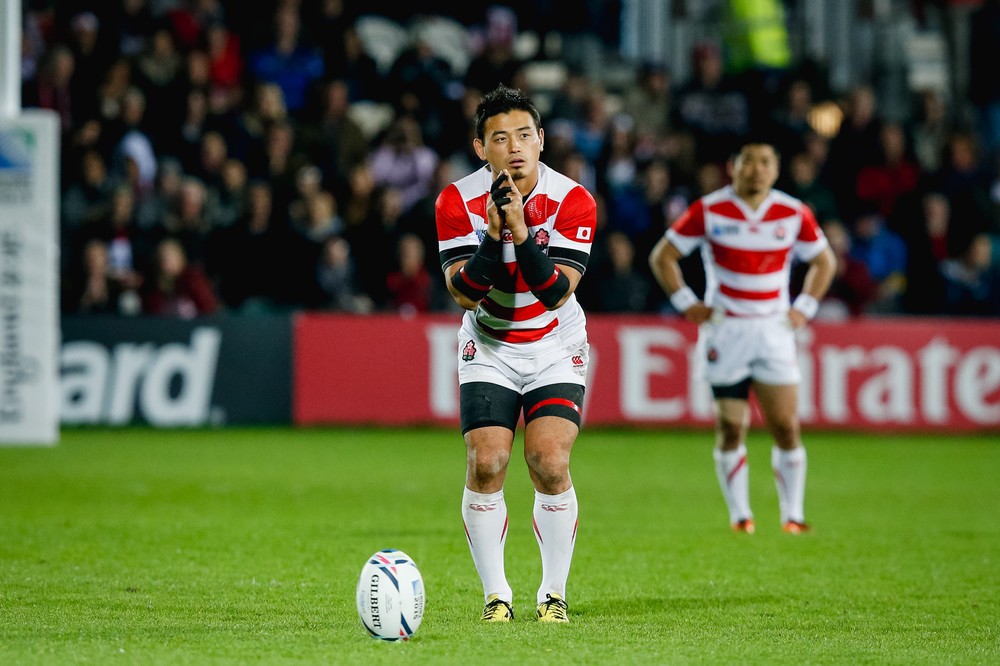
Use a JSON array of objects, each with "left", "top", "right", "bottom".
[
  {"left": 538, "top": 127, "right": 544, "bottom": 151},
  {"left": 473, "top": 138, "right": 487, "bottom": 161}
]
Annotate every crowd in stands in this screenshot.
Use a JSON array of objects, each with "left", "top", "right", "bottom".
[{"left": 22, "top": 0, "right": 1000, "bottom": 320}]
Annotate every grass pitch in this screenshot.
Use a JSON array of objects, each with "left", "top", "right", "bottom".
[{"left": 1, "top": 426, "right": 997, "bottom": 665}]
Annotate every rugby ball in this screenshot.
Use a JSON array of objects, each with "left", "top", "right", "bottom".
[{"left": 356, "top": 549, "right": 425, "bottom": 641}]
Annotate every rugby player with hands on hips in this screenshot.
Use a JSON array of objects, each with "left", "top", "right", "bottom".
[
  {"left": 436, "top": 85, "right": 597, "bottom": 624},
  {"left": 649, "top": 137, "right": 836, "bottom": 536}
]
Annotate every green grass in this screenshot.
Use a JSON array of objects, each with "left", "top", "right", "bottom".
[{"left": 1, "top": 427, "right": 998, "bottom": 665}]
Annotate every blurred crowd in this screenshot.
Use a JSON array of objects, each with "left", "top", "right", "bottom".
[{"left": 22, "top": 0, "right": 1000, "bottom": 320}]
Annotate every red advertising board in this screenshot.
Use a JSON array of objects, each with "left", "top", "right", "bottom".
[{"left": 294, "top": 313, "right": 1000, "bottom": 432}]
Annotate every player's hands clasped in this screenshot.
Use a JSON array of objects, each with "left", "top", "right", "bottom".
[{"left": 488, "top": 170, "right": 528, "bottom": 244}]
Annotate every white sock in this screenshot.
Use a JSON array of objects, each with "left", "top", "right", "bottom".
[
  {"left": 461, "top": 487, "right": 512, "bottom": 603},
  {"left": 532, "top": 486, "right": 578, "bottom": 605},
  {"left": 714, "top": 444, "right": 752, "bottom": 524},
  {"left": 772, "top": 446, "right": 807, "bottom": 524}
]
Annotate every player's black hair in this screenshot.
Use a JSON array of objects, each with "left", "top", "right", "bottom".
[
  {"left": 731, "top": 135, "right": 782, "bottom": 161},
  {"left": 474, "top": 85, "right": 542, "bottom": 141}
]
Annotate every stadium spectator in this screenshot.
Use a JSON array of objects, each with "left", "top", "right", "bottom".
[
  {"left": 546, "top": 67, "right": 592, "bottom": 125},
  {"left": 62, "top": 149, "right": 116, "bottom": 235},
  {"left": 112, "top": 88, "right": 159, "bottom": 201},
  {"left": 204, "top": 20, "right": 243, "bottom": 94},
  {"left": 570, "top": 85, "right": 612, "bottom": 165},
  {"left": 768, "top": 77, "right": 815, "bottom": 162},
  {"left": 249, "top": 119, "right": 311, "bottom": 222},
  {"left": 298, "top": 79, "right": 370, "bottom": 197},
  {"left": 322, "top": 24, "right": 384, "bottom": 103},
  {"left": 591, "top": 230, "right": 652, "bottom": 312},
  {"left": 939, "top": 233, "right": 1000, "bottom": 316},
  {"left": 315, "top": 235, "right": 372, "bottom": 313},
  {"left": 385, "top": 29, "right": 459, "bottom": 153},
  {"left": 190, "top": 130, "right": 228, "bottom": 194},
  {"left": 22, "top": 44, "right": 75, "bottom": 135},
  {"left": 934, "top": 131, "right": 994, "bottom": 250},
  {"left": 855, "top": 121, "right": 921, "bottom": 223},
  {"left": 174, "top": 86, "right": 211, "bottom": 174},
  {"left": 137, "top": 156, "right": 184, "bottom": 229},
  {"left": 211, "top": 180, "right": 282, "bottom": 311},
  {"left": 909, "top": 88, "right": 952, "bottom": 175},
  {"left": 463, "top": 5, "right": 527, "bottom": 96},
  {"left": 825, "top": 84, "right": 883, "bottom": 220},
  {"left": 368, "top": 115, "right": 440, "bottom": 215},
  {"left": 65, "top": 11, "right": 110, "bottom": 124},
  {"left": 969, "top": 0, "right": 1000, "bottom": 162},
  {"left": 787, "top": 150, "right": 839, "bottom": 223},
  {"left": 133, "top": 24, "right": 185, "bottom": 151},
  {"left": 902, "top": 191, "right": 951, "bottom": 315},
  {"left": 815, "top": 218, "right": 878, "bottom": 319},
  {"left": 386, "top": 232, "right": 433, "bottom": 315},
  {"left": 110, "top": 0, "right": 157, "bottom": 58},
  {"left": 160, "top": 176, "right": 213, "bottom": 267},
  {"left": 649, "top": 138, "right": 836, "bottom": 535},
  {"left": 848, "top": 206, "right": 908, "bottom": 313},
  {"left": 246, "top": 5, "right": 324, "bottom": 115},
  {"left": 225, "top": 81, "right": 288, "bottom": 166},
  {"left": 89, "top": 183, "right": 152, "bottom": 291},
  {"left": 340, "top": 163, "right": 379, "bottom": 231},
  {"left": 142, "top": 237, "right": 220, "bottom": 317},
  {"left": 61, "top": 238, "right": 141, "bottom": 316},
  {"left": 295, "top": 188, "right": 343, "bottom": 244},
  {"left": 621, "top": 61, "right": 674, "bottom": 158},
  {"left": 212, "top": 158, "right": 249, "bottom": 229},
  {"left": 673, "top": 42, "right": 750, "bottom": 165}
]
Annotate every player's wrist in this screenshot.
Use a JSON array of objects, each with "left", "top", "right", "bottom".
[
  {"left": 669, "top": 286, "right": 698, "bottom": 313},
  {"left": 478, "top": 234, "right": 502, "bottom": 258},
  {"left": 792, "top": 293, "right": 819, "bottom": 320}
]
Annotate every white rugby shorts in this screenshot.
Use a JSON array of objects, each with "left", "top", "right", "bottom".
[
  {"left": 457, "top": 332, "right": 589, "bottom": 393},
  {"left": 695, "top": 313, "right": 801, "bottom": 387}
]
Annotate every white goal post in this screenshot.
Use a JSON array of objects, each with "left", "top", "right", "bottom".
[{"left": 0, "top": 0, "right": 60, "bottom": 445}]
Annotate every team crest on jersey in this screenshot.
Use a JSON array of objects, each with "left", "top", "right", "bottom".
[
  {"left": 774, "top": 225, "right": 786, "bottom": 240},
  {"left": 462, "top": 340, "right": 477, "bottom": 361},
  {"left": 707, "top": 347, "right": 719, "bottom": 363},
  {"left": 533, "top": 228, "right": 550, "bottom": 252}
]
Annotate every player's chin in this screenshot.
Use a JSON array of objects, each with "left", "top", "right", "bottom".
[{"left": 508, "top": 163, "right": 530, "bottom": 178}]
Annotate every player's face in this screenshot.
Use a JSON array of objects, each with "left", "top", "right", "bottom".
[
  {"left": 732, "top": 144, "right": 779, "bottom": 196},
  {"left": 476, "top": 110, "right": 544, "bottom": 186}
]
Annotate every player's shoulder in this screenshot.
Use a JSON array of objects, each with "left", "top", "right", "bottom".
[
  {"left": 701, "top": 185, "right": 735, "bottom": 207},
  {"left": 538, "top": 162, "right": 591, "bottom": 202},
  {"left": 453, "top": 165, "right": 492, "bottom": 198},
  {"left": 436, "top": 166, "right": 490, "bottom": 211},
  {"left": 769, "top": 187, "right": 809, "bottom": 212}
]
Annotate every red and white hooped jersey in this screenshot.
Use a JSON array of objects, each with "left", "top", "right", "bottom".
[
  {"left": 666, "top": 185, "right": 828, "bottom": 317},
  {"left": 436, "top": 162, "right": 597, "bottom": 348}
]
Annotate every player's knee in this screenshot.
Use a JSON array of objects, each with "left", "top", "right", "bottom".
[
  {"left": 716, "top": 417, "right": 745, "bottom": 446},
  {"left": 769, "top": 419, "right": 800, "bottom": 448},
  {"left": 467, "top": 447, "right": 510, "bottom": 485},
  {"left": 525, "top": 446, "right": 569, "bottom": 476},
  {"left": 525, "top": 449, "right": 570, "bottom": 490}
]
